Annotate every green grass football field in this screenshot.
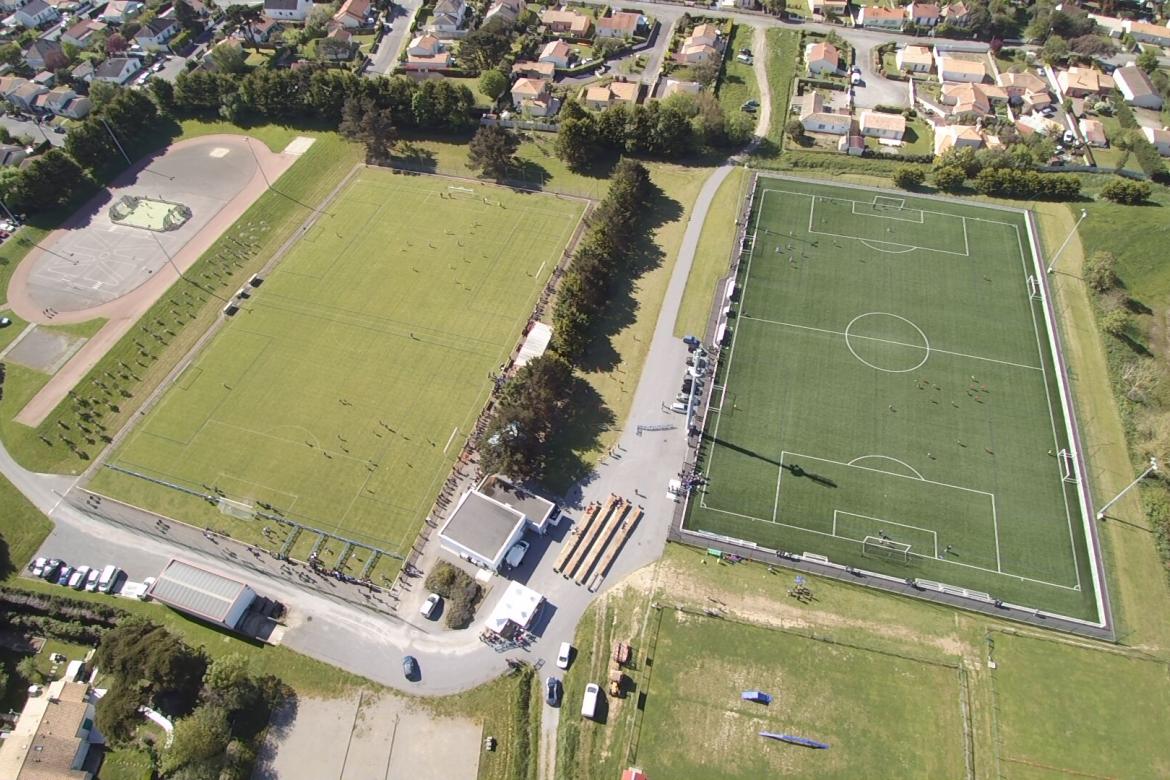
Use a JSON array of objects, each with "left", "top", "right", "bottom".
[
  {"left": 93, "top": 169, "right": 584, "bottom": 555},
  {"left": 633, "top": 610, "right": 967, "bottom": 779},
  {"left": 683, "top": 176, "right": 1099, "bottom": 621}
]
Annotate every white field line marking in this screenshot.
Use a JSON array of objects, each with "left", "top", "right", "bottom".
[
  {"left": 799, "top": 190, "right": 969, "bottom": 256},
  {"left": 740, "top": 315, "right": 1045, "bottom": 372},
  {"left": 834, "top": 509, "right": 939, "bottom": 557},
  {"left": 850, "top": 200, "right": 924, "bottom": 222},
  {"left": 858, "top": 240, "right": 917, "bottom": 254},
  {"left": 1014, "top": 222, "right": 1082, "bottom": 591},
  {"left": 847, "top": 455, "right": 924, "bottom": 480},
  {"left": 443, "top": 426, "right": 459, "bottom": 454}
]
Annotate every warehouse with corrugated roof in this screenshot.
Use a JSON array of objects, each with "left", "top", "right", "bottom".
[{"left": 146, "top": 559, "right": 257, "bottom": 630}]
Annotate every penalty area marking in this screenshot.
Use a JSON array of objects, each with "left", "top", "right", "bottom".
[
  {"left": 859, "top": 240, "right": 917, "bottom": 254},
  {"left": 847, "top": 455, "right": 924, "bottom": 480}
]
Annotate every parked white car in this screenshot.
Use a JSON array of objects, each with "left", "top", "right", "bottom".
[{"left": 420, "top": 593, "right": 441, "bottom": 619}]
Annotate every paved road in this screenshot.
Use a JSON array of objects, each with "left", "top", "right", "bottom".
[{"left": 367, "top": 0, "right": 423, "bottom": 77}]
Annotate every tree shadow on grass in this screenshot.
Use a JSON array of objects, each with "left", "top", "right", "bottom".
[
  {"left": 541, "top": 372, "right": 615, "bottom": 499},
  {"left": 389, "top": 142, "right": 438, "bottom": 174},
  {"left": 573, "top": 180, "right": 683, "bottom": 375}
]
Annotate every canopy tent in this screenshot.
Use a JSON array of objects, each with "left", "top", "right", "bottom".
[{"left": 485, "top": 580, "right": 544, "bottom": 638}]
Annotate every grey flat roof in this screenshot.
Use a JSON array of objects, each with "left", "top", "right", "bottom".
[
  {"left": 147, "top": 559, "right": 249, "bottom": 623},
  {"left": 441, "top": 491, "right": 525, "bottom": 559},
  {"left": 479, "top": 476, "right": 555, "bottom": 524}
]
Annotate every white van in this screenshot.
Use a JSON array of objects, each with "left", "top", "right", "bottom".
[
  {"left": 97, "top": 565, "right": 121, "bottom": 594},
  {"left": 581, "top": 683, "right": 600, "bottom": 719}
]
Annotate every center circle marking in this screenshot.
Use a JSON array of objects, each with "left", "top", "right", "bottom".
[{"left": 844, "top": 312, "right": 930, "bottom": 373}]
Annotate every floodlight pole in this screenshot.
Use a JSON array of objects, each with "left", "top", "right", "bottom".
[
  {"left": 100, "top": 117, "right": 133, "bottom": 167},
  {"left": 1096, "top": 457, "right": 1157, "bottom": 520},
  {"left": 1046, "top": 208, "right": 1088, "bottom": 274}
]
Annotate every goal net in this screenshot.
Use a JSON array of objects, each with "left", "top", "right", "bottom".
[
  {"left": 218, "top": 497, "right": 255, "bottom": 520},
  {"left": 861, "top": 535, "right": 911, "bottom": 563}
]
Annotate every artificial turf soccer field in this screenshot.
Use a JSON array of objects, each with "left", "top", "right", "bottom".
[
  {"left": 683, "top": 177, "right": 1100, "bottom": 621},
  {"left": 93, "top": 169, "right": 585, "bottom": 556}
]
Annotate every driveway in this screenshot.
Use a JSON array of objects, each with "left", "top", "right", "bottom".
[{"left": 837, "top": 28, "right": 911, "bottom": 109}]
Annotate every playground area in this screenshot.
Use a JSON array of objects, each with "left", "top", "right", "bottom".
[
  {"left": 684, "top": 176, "right": 1100, "bottom": 621},
  {"left": 90, "top": 169, "right": 585, "bottom": 581},
  {"left": 7, "top": 135, "right": 293, "bottom": 320},
  {"left": 630, "top": 609, "right": 966, "bottom": 778}
]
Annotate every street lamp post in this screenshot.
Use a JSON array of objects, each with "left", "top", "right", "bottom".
[
  {"left": 1046, "top": 208, "right": 1088, "bottom": 274},
  {"left": 1096, "top": 457, "right": 1158, "bottom": 521}
]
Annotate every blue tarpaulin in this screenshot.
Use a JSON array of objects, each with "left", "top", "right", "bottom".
[
  {"left": 760, "top": 731, "right": 830, "bottom": 749},
  {"left": 741, "top": 691, "right": 772, "bottom": 704}
]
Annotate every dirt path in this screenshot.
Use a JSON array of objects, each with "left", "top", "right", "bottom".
[
  {"left": 751, "top": 25, "right": 772, "bottom": 142},
  {"left": 11, "top": 135, "right": 301, "bottom": 428}
]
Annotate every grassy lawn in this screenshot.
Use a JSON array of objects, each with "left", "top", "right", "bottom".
[
  {"left": 991, "top": 632, "right": 1170, "bottom": 778},
  {"left": 673, "top": 166, "right": 747, "bottom": 338},
  {"left": 685, "top": 177, "right": 1098, "bottom": 620},
  {"left": 98, "top": 746, "right": 154, "bottom": 780},
  {"left": 0, "top": 311, "right": 27, "bottom": 352},
  {"left": 2, "top": 129, "right": 362, "bottom": 474},
  {"left": 635, "top": 611, "right": 965, "bottom": 779},
  {"left": 758, "top": 29, "right": 802, "bottom": 155},
  {"left": 716, "top": 24, "right": 761, "bottom": 119},
  {"left": 447, "top": 76, "right": 497, "bottom": 109},
  {"left": 92, "top": 170, "right": 584, "bottom": 559},
  {"left": 862, "top": 116, "right": 932, "bottom": 157},
  {"left": 0, "top": 472, "right": 52, "bottom": 580}
]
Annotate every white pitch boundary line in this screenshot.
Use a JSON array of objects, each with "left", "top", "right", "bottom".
[
  {"left": 740, "top": 315, "right": 1045, "bottom": 372},
  {"left": 850, "top": 200, "right": 925, "bottom": 223},
  {"left": 834, "top": 510, "right": 939, "bottom": 558},
  {"left": 780, "top": 450, "right": 997, "bottom": 500},
  {"left": 442, "top": 426, "right": 459, "bottom": 454},
  {"left": 761, "top": 186, "right": 1025, "bottom": 228},
  {"left": 1013, "top": 222, "right": 1083, "bottom": 593}
]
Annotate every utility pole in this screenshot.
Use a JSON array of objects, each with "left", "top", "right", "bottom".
[
  {"left": 100, "top": 117, "right": 133, "bottom": 167},
  {"left": 1096, "top": 457, "right": 1157, "bottom": 521},
  {"left": 1046, "top": 208, "right": 1088, "bottom": 274}
]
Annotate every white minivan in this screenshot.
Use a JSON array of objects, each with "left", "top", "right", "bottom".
[
  {"left": 97, "top": 565, "right": 121, "bottom": 594},
  {"left": 581, "top": 683, "right": 600, "bottom": 719}
]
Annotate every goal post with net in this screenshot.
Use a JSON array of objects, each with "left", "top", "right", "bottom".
[{"left": 861, "top": 535, "right": 911, "bottom": 563}]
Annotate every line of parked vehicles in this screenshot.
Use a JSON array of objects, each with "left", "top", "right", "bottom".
[{"left": 29, "top": 557, "right": 124, "bottom": 594}]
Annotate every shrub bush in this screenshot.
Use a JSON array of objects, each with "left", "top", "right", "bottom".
[
  {"left": 423, "top": 561, "right": 483, "bottom": 629},
  {"left": 1100, "top": 177, "right": 1152, "bottom": 205}
]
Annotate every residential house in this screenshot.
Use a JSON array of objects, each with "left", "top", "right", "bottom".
[
  {"left": 539, "top": 39, "right": 573, "bottom": 68},
  {"left": 62, "top": 19, "right": 107, "bottom": 48},
  {"left": 320, "top": 27, "right": 357, "bottom": 61},
  {"left": 942, "top": 1, "right": 971, "bottom": 25},
  {"left": 859, "top": 109, "right": 906, "bottom": 140},
  {"left": 936, "top": 55, "right": 985, "bottom": 83},
  {"left": 1087, "top": 13, "right": 1125, "bottom": 38},
  {"left": 23, "top": 39, "right": 65, "bottom": 71},
  {"left": 858, "top": 6, "right": 904, "bottom": 30},
  {"left": 426, "top": 0, "right": 467, "bottom": 35},
  {"left": 1056, "top": 66, "right": 1113, "bottom": 98},
  {"left": 93, "top": 56, "right": 140, "bottom": 84},
  {"left": 511, "top": 76, "right": 555, "bottom": 116},
  {"left": 135, "top": 17, "right": 180, "bottom": 51},
  {"left": 687, "top": 22, "right": 720, "bottom": 47},
  {"left": 1143, "top": 126, "right": 1170, "bottom": 156},
  {"left": 805, "top": 40, "right": 840, "bottom": 75},
  {"left": 100, "top": 0, "right": 143, "bottom": 23},
  {"left": 14, "top": 0, "right": 57, "bottom": 28},
  {"left": 71, "top": 60, "right": 95, "bottom": 82},
  {"left": 45, "top": 85, "right": 90, "bottom": 118},
  {"left": 807, "top": 0, "right": 848, "bottom": 16},
  {"left": 896, "top": 45, "right": 933, "bottom": 73},
  {"left": 906, "top": 2, "right": 941, "bottom": 26},
  {"left": 511, "top": 60, "right": 555, "bottom": 79},
  {"left": 838, "top": 133, "right": 866, "bottom": 155},
  {"left": 940, "top": 82, "right": 997, "bottom": 115},
  {"left": 263, "top": 0, "right": 312, "bottom": 21},
  {"left": 246, "top": 18, "right": 285, "bottom": 44},
  {"left": 584, "top": 79, "right": 638, "bottom": 108},
  {"left": 661, "top": 78, "right": 700, "bottom": 98},
  {"left": 539, "top": 8, "right": 592, "bottom": 37},
  {"left": 934, "top": 124, "right": 984, "bottom": 155},
  {"left": 596, "top": 11, "right": 642, "bottom": 39},
  {"left": 799, "top": 91, "right": 851, "bottom": 135},
  {"left": 999, "top": 72, "right": 1054, "bottom": 114},
  {"left": 333, "top": 0, "right": 372, "bottom": 29},
  {"left": 405, "top": 34, "right": 452, "bottom": 70},
  {"left": 0, "top": 144, "right": 27, "bottom": 167},
  {"left": 32, "top": 70, "right": 54, "bottom": 88},
  {"left": 1079, "top": 117, "right": 1107, "bottom": 147},
  {"left": 483, "top": 0, "right": 524, "bottom": 26},
  {"left": 1114, "top": 65, "right": 1163, "bottom": 110},
  {"left": 4, "top": 79, "right": 46, "bottom": 111},
  {"left": 1122, "top": 20, "right": 1170, "bottom": 48},
  {"left": 0, "top": 680, "right": 98, "bottom": 780},
  {"left": 0, "top": 0, "right": 27, "bottom": 12}
]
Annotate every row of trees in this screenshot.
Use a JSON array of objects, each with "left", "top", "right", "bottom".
[
  {"left": 922, "top": 145, "right": 1081, "bottom": 199},
  {"left": 555, "top": 94, "right": 751, "bottom": 170},
  {"left": 95, "top": 618, "right": 288, "bottom": 780},
  {"left": 479, "top": 161, "right": 653, "bottom": 480}
]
